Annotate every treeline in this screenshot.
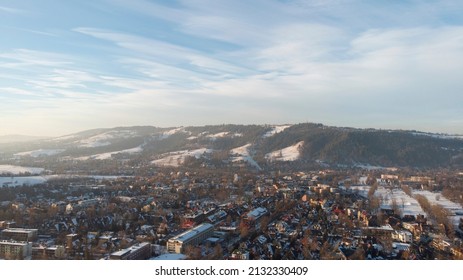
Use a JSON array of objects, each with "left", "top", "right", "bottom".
[
  {"left": 414, "top": 194, "right": 454, "bottom": 237},
  {"left": 252, "top": 123, "right": 463, "bottom": 168}
]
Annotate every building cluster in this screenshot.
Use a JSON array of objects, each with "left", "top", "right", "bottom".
[
  {"left": 0, "top": 169, "right": 463, "bottom": 260},
  {"left": 0, "top": 227, "right": 37, "bottom": 259}
]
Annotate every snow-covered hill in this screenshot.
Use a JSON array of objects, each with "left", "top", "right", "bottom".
[
  {"left": 2, "top": 124, "right": 462, "bottom": 170},
  {"left": 230, "top": 144, "right": 261, "bottom": 170},
  {"left": 265, "top": 141, "right": 304, "bottom": 162}
]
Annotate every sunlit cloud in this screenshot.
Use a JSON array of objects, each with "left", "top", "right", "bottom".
[{"left": 1, "top": 0, "right": 463, "bottom": 136}]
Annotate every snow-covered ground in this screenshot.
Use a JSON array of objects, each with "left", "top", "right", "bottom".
[
  {"left": 50, "top": 134, "right": 77, "bottom": 141},
  {"left": 184, "top": 131, "right": 242, "bottom": 141},
  {"left": 0, "top": 176, "right": 47, "bottom": 187},
  {"left": 79, "top": 140, "right": 111, "bottom": 148},
  {"left": 52, "top": 129, "right": 137, "bottom": 145},
  {"left": 411, "top": 132, "right": 463, "bottom": 140},
  {"left": 359, "top": 176, "right": 368, "bottom": 185},
  {"left": 159, "top": 127, "right": 186, "bottom": 140},
  {"left": 230, "top": 144, "right": 261, "bottom": 170},
  {"left": 263, "top": 125, "right": 292, "bottom": 138},
  {"left": 413, "top": 190, "right": 463, "bottom": 226},
  {"left": 347, "top": 185, "right": 370, "bottom": 198},
  {"left": 265, "top": 141, "right": 304, "bottom": 162},
  {"left": 346, "top": 185, "right": 426, "bottom": 218},
  {"left": 207, "top": 132, "right": 229, "bottom": 139},
  {"left": 346, "top": 185, "right": 463, "bottom": 224},
  {"left": 152, "top": 148, "right": 212, "bottom": 167},
  {"left": 413, "top": 190, "right": 462, "bottom": 212},
  {"left": 205, "top": 132, "right": 242, "bottom": 140},
  {"left": 375, "top": 187, "right": 426, "bottom": 218},
  {"left": 14, "top": 149, "right": 65, "bottom": 157},
  {"left": 76, "top": 130, "right": 137, "bottom": 147},
  {"left": 0, "top": 174, "right": 133, "bottom": 187},
  {"left": 353, "top": 164, "right": 385, "bottom": 170},
  {"left": 76, "top": 145, "right": 143, "bottom": 160},
  {"left": 90, "top": 175, "right": 133, "bottom": 180},
  {"left": 0, "top": 165, "right": 45, "bottom": 175}
]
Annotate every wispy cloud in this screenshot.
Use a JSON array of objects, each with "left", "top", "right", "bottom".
[
  {"left": 28, "top": 69, "right": 103, "bottom": 89},
  {"left": 0, "top": 87, "right": 40, "bottom": 97},
  {"left": 74, "top": 27, "right": 256, "bottom": 89},
  {"left": 2, "top": 1, "right": 463, "bottom": 135},
  {"left": 0, "top": 6, "right": 27, "bottom": 14},
  {"left": 0, "top": 49, "right": 72, "bottom": 68},
  {"left": 74, "top": 27, "right": 250, "bottom": 72},
  {"left": 12, "top": 27, "right": 58, "bottom": 37},
  {"left": 110, "top": 0, "right": 189, "bottom": 23}
]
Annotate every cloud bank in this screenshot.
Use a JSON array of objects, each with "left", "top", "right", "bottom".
[{"left": 1, "top": 0, "right": 462, "bottom": 136}]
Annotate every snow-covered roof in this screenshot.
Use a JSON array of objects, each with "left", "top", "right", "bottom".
[
  {"left": 169, "top": 223, "right": 214, "bottom": 243},
  {"left": 150, "top": 253, "right": 186, "bottom": 260}
]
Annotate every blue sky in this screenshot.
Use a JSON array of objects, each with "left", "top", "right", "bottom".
[{"left": 1, "top": 0, "right": 463, "bottom": 136}]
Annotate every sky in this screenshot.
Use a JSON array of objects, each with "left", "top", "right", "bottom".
[{"left": 1, "top": 0, "right": 463, "bottom": 136}]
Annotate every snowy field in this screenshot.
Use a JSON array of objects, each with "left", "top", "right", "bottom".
[
  {"left": 159, "top": 127, "right": 186, "bottom": 140},
  {"left": 230, "top": 144, "right": 261, "bottom": 170},
  {"left": 263, "top": 125, "right": 291, "bottom": 138},
  {"left": 79, "top": 140, "right": 111, "bottom": 148},
  {"left": 346, "top": 185, "right": 426, "bottom": 218},
  {"left": 0, "top": 176, "right": 47, "bottom": 187},
  {"left": 50, "top": 134, "right": 77, "bottom": 141},
  {"left": 347, "top": 185, "right": 370, "bottom": 198},
  {"left": 265, "top": 141, "right": 304, "bottom": 162},
  {"left": 375, "top": 186, "right": 426, "bottom": 218},
  {"left": 411, "top": 132, "right": 463, "bottom": 140},
  {"left": 353, "top": 164, "right": 395, "bottom": 171},
  {"left": 0, "top": 165, "right": 44, "bottom": 175},
  {"left": 205, "top": 132, "right": 242, "bottom": 140},
  {"left": 413, "top": 190, "right": 463, "bottom": 226},
  {"left": 76, "top": 130, "right": 138, "bottom": 147},
  {"left": 14, "top": 149, "right": 65, "bottom": 157},
  {"left": 346, "top": 184, "right": 463, "bottom": 225},
  {"left": 161, "top": 128, "right": 242, "bottom": 141},
  {"left": 0, "top": 174, "right": 134, "bottom": 187},
  {"left": 76, "top": 145, "right": 143, "bottom": 160},
  {"left": 152, "top": 148, "right": 212, "bottom": 167}
]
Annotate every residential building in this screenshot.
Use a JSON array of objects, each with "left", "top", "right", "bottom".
[
  {"left": 0, "top": 240, "right": 32, "bottom": 260},
  {"left": 393, "top": 230, "right": 413, "bottom": 243},
  {"left": 1, "top": 228, "right": 38, "bottom": 242},
  {"left": 66, "top": 233, "right": 80, "bottom": 253},
  {"left": 110, "top": 242, "right": 151, "bottom": 260},
  {"left": 0, "top": 221, "right": 16, "bottom": 229},
  {"left": 243, "top": 207, "right": 268, "bottom": 230},
  {"left": 167, "top": 223, "right": 214, "bottom": 253},
  {"left": 246, "top": 207, "right": 268, "bottom": 221},
  {"left": 230, "top": 249, "right": 249, "bottom": 260}
]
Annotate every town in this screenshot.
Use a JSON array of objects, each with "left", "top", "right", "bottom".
[{"left": 1, "top": 167, "right": 463, "bottom": 260}]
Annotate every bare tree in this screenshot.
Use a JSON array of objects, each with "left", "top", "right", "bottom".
[
  {"left": 401, "top": 184, "right": 412, "bottom": 196},
  {"left": 391, "top": 198, "right": 402, "bottom": 216}
]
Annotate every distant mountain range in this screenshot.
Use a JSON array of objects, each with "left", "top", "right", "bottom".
[
  {"left": 0, "top": 135, "right": 48, "bottom": 144},
  {"left": 1, "top": 124, "right": 463, "bottom": 169}
]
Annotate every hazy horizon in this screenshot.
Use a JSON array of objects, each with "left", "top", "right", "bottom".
[
  {"left": 1, "top": 121, "right": 463, "bottom": 139},
  {"left": 2, "top": 1, "right": 463, "bottom": 136}
]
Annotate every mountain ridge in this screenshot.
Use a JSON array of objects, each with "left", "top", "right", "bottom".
[{"left": 1, "top": 123, "right": 463, "bottom": 169}]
